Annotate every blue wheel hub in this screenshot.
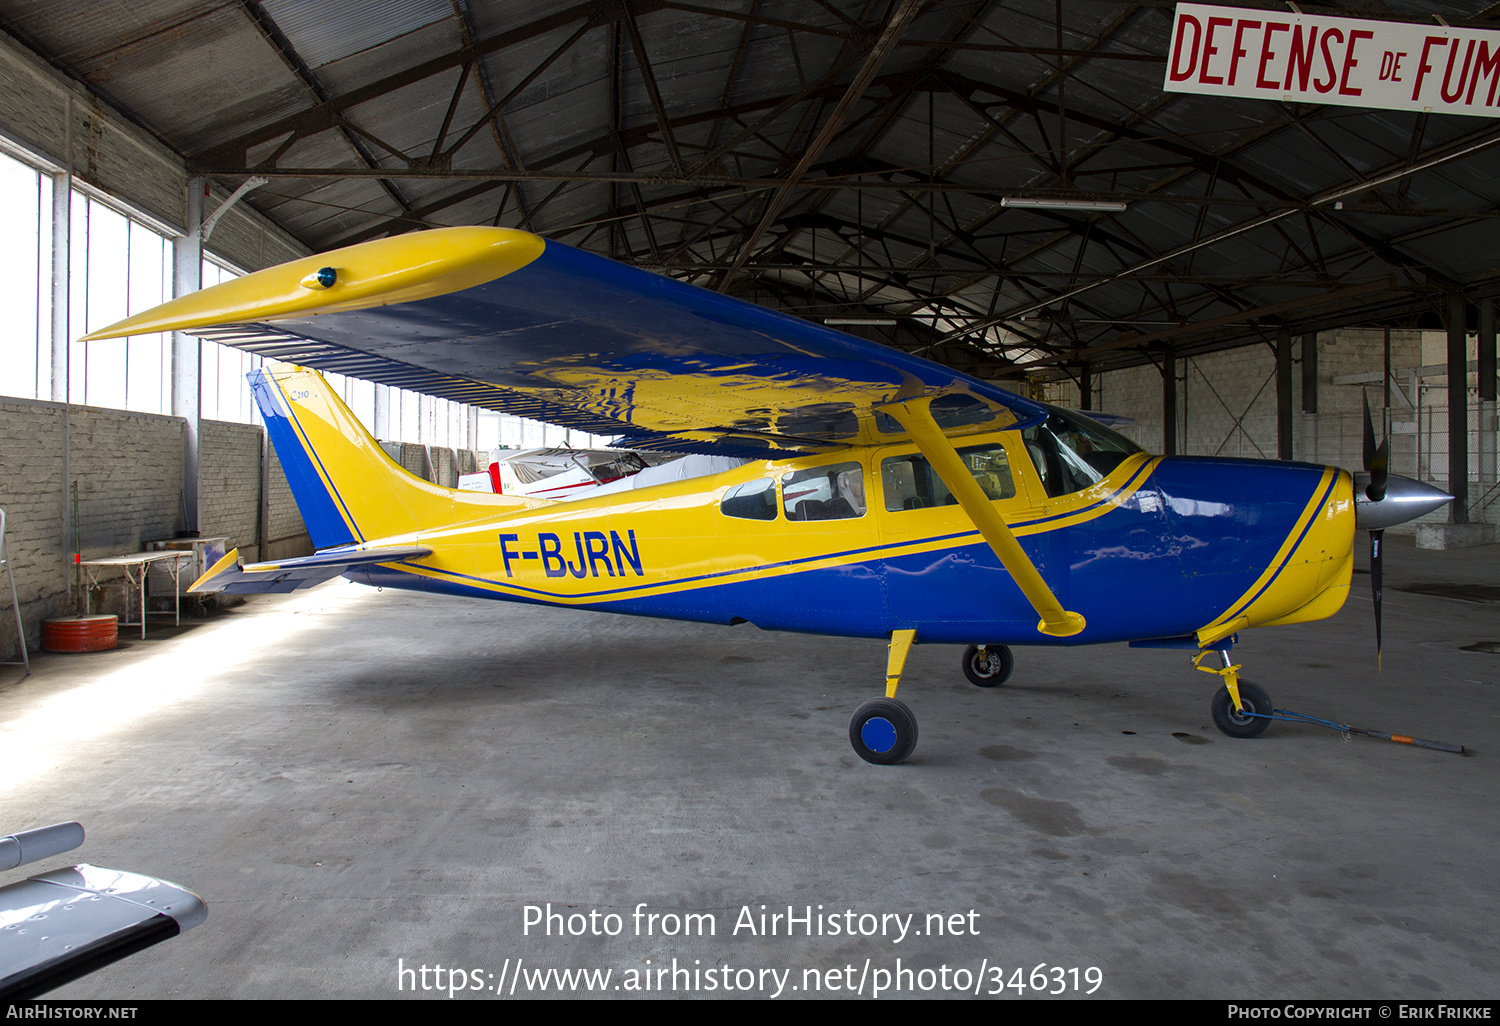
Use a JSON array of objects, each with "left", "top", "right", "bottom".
[{"left": 860, "top": 716, "right": 898, "bottom": 754}]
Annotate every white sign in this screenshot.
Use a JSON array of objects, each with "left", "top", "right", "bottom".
[{"left": 1164, "top": 3, "right": 1500, "bottom": 117}]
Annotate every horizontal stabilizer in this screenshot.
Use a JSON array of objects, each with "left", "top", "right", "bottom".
[
  {"left": 0, "top": 864, "right": 206, "bottom": 1000},
  {"left": 191, "top": 545, "right": 432, "bottom": 595}
]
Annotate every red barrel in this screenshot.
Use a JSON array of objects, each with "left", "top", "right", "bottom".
[{"left": 42, "top": 615, "right": 119, "bottom": 652}]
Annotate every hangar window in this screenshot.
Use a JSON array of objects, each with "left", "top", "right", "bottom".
[
  {"left": 0, "top": 155, "right": 48, "bottom": 402},
  {"left": 0, "top": 145, "right": 572, "bottom": 453},
  {"left": 720, "top": 477, "right": 778, "bottom": 520},
  {"left": 880, "top": 444, "right": 1016, "bottom": 511},
  {"left": 783, "top": 462, "right": 865, "bottom": 520},
  {"left": 68, "top": 193, "right": 174, "bottom": 414}
]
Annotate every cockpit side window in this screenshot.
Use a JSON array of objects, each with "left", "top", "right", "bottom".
[
  {"left": 881, "top": 443, "right": 1016, "bottom": 511},
  {"left": 1022, "top": 408, "right": 1143, "bottom": 498}
]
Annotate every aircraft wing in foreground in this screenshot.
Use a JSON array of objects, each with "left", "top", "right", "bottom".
[{"left": 0, "top": 823, "right": 206, "bottom": 999}]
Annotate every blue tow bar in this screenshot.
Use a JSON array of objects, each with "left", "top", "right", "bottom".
[{"left": 1249, "top": 708, "right": 1465, "bottom": 754}]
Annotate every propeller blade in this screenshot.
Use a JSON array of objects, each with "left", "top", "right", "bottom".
[
  {"left": 1362, "top": 389, "right": 1397, "bottom": 667},
  {"left": 1371, "top": 528, "right": 1384, "bottom": 671},
  {"left": 1362, "top": 391, "right": 1389, "bottom": 502}
]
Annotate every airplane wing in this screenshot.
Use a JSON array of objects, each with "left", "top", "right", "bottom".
[
  {"left": 81, "top": 227, "right": 1049, "bottom": 458},
  {"left": 191, "top": 545, "right": 434, "bottom": 594},
  {"left": 0, "top": 824, "right": 206, "bottom": 1000}
]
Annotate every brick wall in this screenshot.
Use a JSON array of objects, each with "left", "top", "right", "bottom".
[
  {"left": 0, "top": 397, "right": 68, "bottom": 658},
  {"left": 200, "top": 419, "right": 264, "bottom": 555},
  {"left": 1097, "top": 362, "right": 1167, "bottom": 454},
  {"left": 1095, "top": 330, "right": 1427, "bottom": 463},
  {"left": 69, "top": 406, "right": 184, "bottom": 555},
  {"left": 265, "top": 443, "right": 310, "bottom": 562},
  {"left": 0, "top": 400, "right": 307, "bottom": 659},
  {"left": 377, "top": 441, "right": 486, "bottom": 489}
]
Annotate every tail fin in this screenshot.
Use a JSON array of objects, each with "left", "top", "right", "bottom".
[{"left": 249, "top": 364, "right": 526, "bottom": 548}]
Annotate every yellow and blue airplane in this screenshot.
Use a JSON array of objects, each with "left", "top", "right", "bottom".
[{"left": 84, "top": 227, "right": 1451, "bottom": 764}]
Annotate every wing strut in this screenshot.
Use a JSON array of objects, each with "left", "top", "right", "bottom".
[{"left": 882, "top": 397, "right": 1086, "bottom": 638}]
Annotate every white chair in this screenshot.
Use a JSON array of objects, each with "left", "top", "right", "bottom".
[{"left": 0, "top": 510, "right": 30, "bottom": 676}]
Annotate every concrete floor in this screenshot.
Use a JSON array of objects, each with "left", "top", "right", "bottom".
[{"left": 3, "top": 534, "right": 1498, "bottom": 1000}]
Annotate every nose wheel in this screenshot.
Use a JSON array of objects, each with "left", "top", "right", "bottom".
[
  {"left": 1195, "top": 649, "right": 1273, "bottom": 738},
  {"left": 1210, "top": 680, "right": 1272, "bottom": 738}
]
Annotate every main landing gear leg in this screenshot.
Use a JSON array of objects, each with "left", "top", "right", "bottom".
[
  {"left": 1195, "top": 648, "right": 1272, "bottom": 739},
  {"left": 849, "top": 629, "right": 918, "bottom": 764}
]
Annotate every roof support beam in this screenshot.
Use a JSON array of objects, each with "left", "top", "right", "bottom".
[
  {"left": 196, "top": 1, "right": 612, "bottom": 166},
  {"left": 452, "top": 0, "right": 535, "bottom": 225},
  {"left": 619, "top": 0, "right": 684, "bottom": 173},
  {"left": 945, "top": 129, "right": 1500, "bottom": 348},
  {"left": 442, "top": 20, "right": 595, "bottom": 165},
  {"left": 716, "top": 0, "right": 927, "bottom": 291},
  {"left": 235, "top": 0, "right": 415, "bottom": 219}
]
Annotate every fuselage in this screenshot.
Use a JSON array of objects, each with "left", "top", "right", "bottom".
[{"left": 349, "top": 428, "right": 1356, "bottom": 647}]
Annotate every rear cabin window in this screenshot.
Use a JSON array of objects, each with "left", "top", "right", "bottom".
[
  {"left": 881, "top": 444, "right": 1016, "bottom": 511},
  {"left": 720, "top": 477, "right": 778, "bottom": 520},
  {"left": 782, "top": 462, "right": 866, "bottom": 520}
]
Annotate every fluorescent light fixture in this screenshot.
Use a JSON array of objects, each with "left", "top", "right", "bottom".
[
  {"left": 1002, "top": 197, "right": 1128, "bottom": 212},
  {"left": 1020, "top": 316, "right": 1178, "bottom": 326},
  {"left": 824, "top": 318, "right": 897, "bottom": 326}
]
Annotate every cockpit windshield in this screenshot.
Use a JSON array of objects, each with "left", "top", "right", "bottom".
[{"left": 1022, "top": 406, "right": 1144, "bottom": 499}]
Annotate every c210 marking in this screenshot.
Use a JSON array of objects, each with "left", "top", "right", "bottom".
[{"left": 498, "top": 530, "right": 643, "bottom": 579}]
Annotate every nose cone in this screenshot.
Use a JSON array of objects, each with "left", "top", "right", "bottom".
[{"left": 1354, "top": 473, "right": 1453, "bottom": 530}]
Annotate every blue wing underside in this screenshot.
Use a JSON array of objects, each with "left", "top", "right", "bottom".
[{"left": 193, "top": 239, "right": 1047, "bottom": 457}]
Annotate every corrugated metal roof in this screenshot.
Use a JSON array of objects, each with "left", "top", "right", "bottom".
[
  {"left": 260, "top": 0, "right": 452, "bottom": 69},
  {"left": 3, "top": 0, "right": 1498, "bottom": 376}
]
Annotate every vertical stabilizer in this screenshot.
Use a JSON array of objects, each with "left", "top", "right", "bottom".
[{"left": 249, "top": 364, "right": 526, "bottom": 549}]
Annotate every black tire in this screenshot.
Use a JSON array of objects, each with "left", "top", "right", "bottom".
[
  {"left": 962, "top": 644, "right": 1014, "bottom": 687},
  {"left": 1210, "top": 680, "right": 1273, "bottom": 739},
  {"left": 849, "top": 698, "right": 918, "bottom": 764}
]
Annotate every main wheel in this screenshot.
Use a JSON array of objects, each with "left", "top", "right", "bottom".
[
  {"left": 962, "top": 644, "right": 1014, "bottom": 687},
  {"left": 1210, "top": 680, "right": 1273, "bottom": 738},
  {"left": 849, "top": 698, "right": 918, "bottom": 764}
]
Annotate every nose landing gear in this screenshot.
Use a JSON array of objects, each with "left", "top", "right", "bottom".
[{"left": 1195, "top": 648, "right": 1272, "bottom": 739}]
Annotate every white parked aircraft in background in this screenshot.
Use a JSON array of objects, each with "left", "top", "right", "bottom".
[{"left": 460, "top": 447, "right": 743, "bottom": 502}]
